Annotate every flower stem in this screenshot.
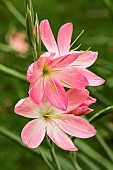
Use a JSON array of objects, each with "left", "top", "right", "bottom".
[
  {"left": 0, "top": 64, "right": 26, "bottom": 81},
  {"left": 89, "top": 105, "right": 113, "bottom": 123},
  {"left": 46, "top": 136, "right": 62, "bottom": 170},
  {"left": 69, "top": 152, "right": 82, "bottom": 170}
]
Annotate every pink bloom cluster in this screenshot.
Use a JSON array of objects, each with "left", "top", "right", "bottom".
[
  {"left": 8, "top": 29, "right": 29, "bottom": 54},
  {"left": 14, "top": 20, "right": 105, "bottom": 151}
]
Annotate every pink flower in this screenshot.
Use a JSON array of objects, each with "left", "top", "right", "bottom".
[
  {"left": 40, "top": 20, "right": 105, "bottom": 86},
  {"left": 27, "top": 52, "right": 89, "bottom": 111},
  {"left": 8, "top": 29, "right": 29, "bottom": 54},
  {"left": 66, "top": 89, "right": 96, "bottom": 116},
  {"left": 14, "top": 89, "right": 96, "bottom": 151}
]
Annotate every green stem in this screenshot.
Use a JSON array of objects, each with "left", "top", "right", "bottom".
[
  {"left": 0, "top": 64, "right": 26, "bottom": 81},
  {"left": 69, "top": 152, "right": 82, "bottom": 170},
  {"left": 46, "top": 136, "right": 62, "bottom": 170},
  {"left": 2, "top": 0, "right": 25, "bottom": 27},
  {"left": 31, "top": 47, "right": 37, "bottom": 61},
  {"left": 89, "top": 106, "right": 113, "bottom": 123}
]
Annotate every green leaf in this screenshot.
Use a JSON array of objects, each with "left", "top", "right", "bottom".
[
  {"left": 1, "top": 0, "right": 25, "bottom": 27},
  {"left": 96, "top": 133, "right": 113, "bottom": 162},
  {"left": 0, "top": 64, "right": 26, "bottom": 81},
  {"left": 75, "top": 139, "right": 113, "bottom": 170},
  {"left": 78, "top": 153, "right": 101, "bottom": 170}
]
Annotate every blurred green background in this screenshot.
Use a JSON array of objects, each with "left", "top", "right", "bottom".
[{"left": 0, "top": 0, "right": 113, "bottom": 169}]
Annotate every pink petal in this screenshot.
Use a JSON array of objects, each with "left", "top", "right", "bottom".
[
  {"left": 27, "top": 62, "right": 40, "bottom": 83},
  {"left": 21, "top": 119, "right": 46, "bottom": 148},
  {"left": 60, "top": 67, "right": 89, "bottom": 88},
  {"left": 40, "top": 52, "right": 55, "bottom": 59},
  {"left": 82, "top": 96, "right": 96, "bottom": 106},
  {"left": 47, "top": 123, "right": 77, "bottom": 151},
  {"left": 40, "top": 20, "right": 58, "bottom": 54},
  {"left": 82, "top": 107, "right": 93, "bottom": 115},
  {"left": 50, "top": 52, "right": 81, "bottom": 68},
  {"left": 72, "top": 68, "right": 105, "bottom": 86},
  {"left": 14, "top": 97, "right": 40, "bottom": 118},
  {"left": 72, "top": 106, "right": 93, "bottom": 116},
  {"left": 29, "top": 78, "right": 44, "bottom": 105},
  {"left": 45, "top": 77, "right": 68, "bottom": 111},
  {"left": 66, "top": 89, "right": 89, "bottom": 111},
  {"left": 70, "top": 107, "right": 83, "bottom": 116},
  {"left": 57, "top": 114, "right": 96, "bottom": 138},
  {"left": 70, "top": 51, "right": 98, "bottom": 68},
  {"left": 36, "top": 55, "right": 52, "bottom": 69},
  {"left": 57, "top": 23, "right": 73, "bottom": 55}
]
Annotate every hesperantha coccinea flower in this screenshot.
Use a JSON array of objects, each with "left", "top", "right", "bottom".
[
  {"left": 8, "top": 28, "right": 29, "bottom": 54},
  {"left": 27, "top": 20, "right": 105, "bottom": 110},
  {"left": 27, "top": 52, "right": 89, "bottom": 111},
  {"left": 14, "top": 88, "right": 96, "bottom": 151},
  {"left": 40, "top": 19, "right": 105, "bottom": 86}
]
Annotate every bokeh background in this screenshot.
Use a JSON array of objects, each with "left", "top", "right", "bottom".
[{"left": 0, "top": 0, "right": 113, "bottom": 169}]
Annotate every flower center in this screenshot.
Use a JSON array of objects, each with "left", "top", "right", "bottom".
[
  {"left": 42, "top": 111, "right": 68, "bottom": 122},
  {"left": 42, "top": 66, "right": 50, "bottom": 77}
]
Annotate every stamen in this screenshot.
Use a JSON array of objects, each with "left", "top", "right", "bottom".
[
  {"left": 54, "top": 68, "right": 62, "bottom": 72},
  {"left": 45, "top": 114, "right": 68, "bottom": 121},
  {"left": 71, "top": 43, "right": 82, "bottom": 51},
  {"left": 76, "top": 59, "right": 90, "bottom": 63},
  {"left": 70, "top": 30, "right": 84, "bottom": 48},
  {"left": 49, "top": 82, "right": 56, "bottom": 93},
  {"left": 80, "top": 47, "right": 91, "bottom": 56},
  {"left": 60, "top": 79, "right": 73, "bottom": 87}
]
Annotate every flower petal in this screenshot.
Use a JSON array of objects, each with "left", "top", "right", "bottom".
[
  {"left": 40, "top": 20, "right": 58, "bottom": 54},
  {"left": 57, "top": 114, "right": 96, "bottom": 138},
  {"left": 21, "top": 119, "right": 46, "bottom": 148},
  {"left": 50, "top": 52, "right": 81, "bottom": 68},
  {"left": 72, "top": 68, "right": 105, "bottom": 86},
  {"left": 14, "top": 97, "right": 40, "bottom": 118},
  {"left": 57, "top": 23, "right": 73, "bottom": 55},
  {"left": 60, "top": 67, "right": 89, "bottom": 88},
  {"left": 27, "top": 62, "right": 41, "bottom": 83},
  {"left": 70, "top": 51, "right": 98, "bottom": 68},
  {"left": 40, "top": 52, "right": 55, "bottom": 59},
  {"left": 47, "top": 123, "right": 77, "bottom": 151},
  {"left": 29, "top": 78, "right": 44, "bottom": 105},
  {"left": 82, "top": 96, "right": 96, "bottom": 106},
  {"left": 66, "top": 89, "right": 89, "bottom": 111},
  {"left": 72, "top": 106, "right": 93, "bottom": 116},
  {"left": 45, "top": 78, "right": 68, "bottom": 111}
]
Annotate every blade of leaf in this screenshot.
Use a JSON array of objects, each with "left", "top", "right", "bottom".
[
  {"left": 78, "top": 153, "right": 102, "bottom": 170},
  {"left": 0, "top": 64, "right": 26, "bottom": 81},
  {"left": 1, "top": 0, "right": 25, "bottom": 27},
  {"left": 75, "top": 139, "right": 113, "bottom": 170},
  {"left": 96, "top": 132, "right": 113, "bottom": 162}
]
